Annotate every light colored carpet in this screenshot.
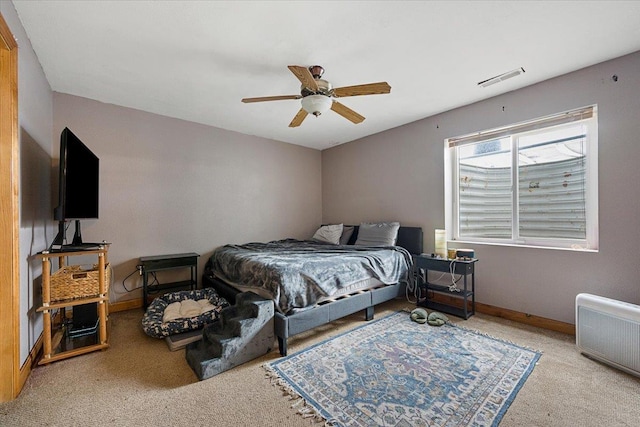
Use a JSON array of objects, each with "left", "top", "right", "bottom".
[{"left": 1, "top": 298, "right": 639, "bottom": 426}]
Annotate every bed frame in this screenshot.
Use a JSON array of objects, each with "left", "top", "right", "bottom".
[{"left": 203, "top": 226, "right": 423, "bottom": 356}]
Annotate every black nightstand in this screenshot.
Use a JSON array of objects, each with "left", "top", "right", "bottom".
[
  {"left": 414, "top": 255, "right": 477, "bottom": 319},
  {"left": 140, "top": 252, "right": 199, "bottom": 309}
]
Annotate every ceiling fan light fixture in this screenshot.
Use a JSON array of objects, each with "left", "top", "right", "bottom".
[
  {"left": 301, "top": 94, "right": 332, "bottom": 117},
  {"left": 241, "top": 65, "right": 390, "bottom": 126}
]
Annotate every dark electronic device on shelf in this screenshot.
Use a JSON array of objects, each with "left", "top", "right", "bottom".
[
  {"left": 50, "top": 127, "right": 100, "bottom": 251},
  {"left": 68, "top": 302, "right": 99, "bottom": 338},
  {"left": 456, "top": 249, "right": 475, "bottom": 259}
]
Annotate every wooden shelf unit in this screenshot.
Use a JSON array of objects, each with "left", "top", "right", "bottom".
[{"left": 37, "top": 245, "right": 110, "bottom": 365}]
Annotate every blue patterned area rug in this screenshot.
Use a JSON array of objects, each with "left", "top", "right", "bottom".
[{"left": 264, "top": 311, "right": 541, "bottom": 426}]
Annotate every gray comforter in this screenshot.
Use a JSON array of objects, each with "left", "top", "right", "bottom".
[{"left": 209, "top": 239, "right": 412, "bottom": 314}]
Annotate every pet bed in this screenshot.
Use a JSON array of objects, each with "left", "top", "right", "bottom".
[{"left": 141, "top": 288, "right": 230, "bottom": 338}]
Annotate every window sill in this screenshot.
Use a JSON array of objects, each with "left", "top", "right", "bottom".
[{"left": 449, "top": 239, "right": 598, "bottom": 253}]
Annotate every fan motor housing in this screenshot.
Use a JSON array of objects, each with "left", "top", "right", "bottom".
[{"left": 301, "top": 79, "right": 332, "bottom": 97}]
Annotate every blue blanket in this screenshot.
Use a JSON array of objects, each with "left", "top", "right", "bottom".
[{"left": 208, "top": 239, "right": 412, "bottom": 314}]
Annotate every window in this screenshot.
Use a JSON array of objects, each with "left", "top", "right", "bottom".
[{"left": 445, "top": 106, "right": 598, "bottom": 250}]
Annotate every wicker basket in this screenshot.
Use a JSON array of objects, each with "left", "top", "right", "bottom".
[{"left": 49, "top": 263, "right": 111, "bottom": 302}]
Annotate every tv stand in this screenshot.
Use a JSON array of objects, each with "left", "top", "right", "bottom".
[
  {"left": 36, "top": 245, "right": 111, "bottom": 364},
  {"left": 72, "top": 219, "right": 84, "bottom": 245},
  {"left": 53, "top": 243, "right": 106, "bottom": 252},
  {"left": 50, "top": 219, "right": 101, "bottom": 251},
  {"left": 50, "top": 221, "right": 66, "bottom": 250}
]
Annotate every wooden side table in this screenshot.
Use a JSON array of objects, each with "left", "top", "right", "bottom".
[{"left": 37, "top": 245, "right": 110, "bottom": 364}]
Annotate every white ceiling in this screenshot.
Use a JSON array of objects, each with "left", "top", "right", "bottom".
[{"left": 12, "top": 1, "right": 640, "bottom": 150}]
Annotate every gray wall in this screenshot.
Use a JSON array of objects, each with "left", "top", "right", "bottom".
[
  {"left": 52, "top": 93, "right": 322, "bottom": 304},
  {"left": 1, "top": 2, "right": 55, "bottom": 366},
  {"left": 323, "top": 51, "right": 640, "bottom": 324}
]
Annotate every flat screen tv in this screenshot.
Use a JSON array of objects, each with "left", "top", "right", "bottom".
[{"left": 51, "top": 127, "right": 99, "bottom": 250}]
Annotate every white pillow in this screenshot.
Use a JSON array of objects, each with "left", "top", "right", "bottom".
[
  {"left": 312, "top": 224, "right": 344, "bottom": 245},
  {"left": 354, "top": 222, "right": 400, "bottom": 246}
]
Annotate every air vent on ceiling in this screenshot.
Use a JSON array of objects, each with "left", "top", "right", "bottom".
[{"left": 478, "top": 67, "right": 525, "bottom": 88}]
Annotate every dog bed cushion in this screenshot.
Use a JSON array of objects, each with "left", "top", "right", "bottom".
[{"left": 142, "top": 288, "right": 230, "bottom": 338}]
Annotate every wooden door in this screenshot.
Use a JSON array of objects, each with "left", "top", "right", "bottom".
[{"left": 0, "top": 11, "right": 20, "bottom": 402}]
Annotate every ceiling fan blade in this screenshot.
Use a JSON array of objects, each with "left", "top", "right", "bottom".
[
  {"left": 288, "top": 65, "right": 319, "bottom": 92},
  {"left": 332, "top": 82, "right": 391, "bottom": 98},
  {"left": 331, "top": 101, "right": 365, "bottom": 124},
  {"left": 242, "top": 95, "right": 301, "bottom": 103},
  {"left": 289, "top": 109, "right": 308, "bottom": 127}
]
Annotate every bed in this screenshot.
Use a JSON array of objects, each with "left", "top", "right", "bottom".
[{"left": 202, "top": 224, "right": 423, "bottom": 355}]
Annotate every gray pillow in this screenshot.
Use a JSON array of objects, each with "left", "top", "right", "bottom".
[
  {"left": 312, "top": 224, "right": 343, "bottom": 245},
  {"left": 339, "top": 225, "right": 355, "bottom": 245},
  {"left": 354, "top": 222, "right": 400, "bottom": 246}
]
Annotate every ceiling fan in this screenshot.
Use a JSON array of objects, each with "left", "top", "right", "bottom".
[{"left": 241, "top": 65, "right": 391, "bottom": 127}]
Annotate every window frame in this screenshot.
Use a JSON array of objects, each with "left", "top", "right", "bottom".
[{"left": 445, "top": 106, "right": 598, "bottom": 251}]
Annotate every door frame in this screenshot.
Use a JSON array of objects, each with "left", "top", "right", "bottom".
[{"left": 0, "top": 11, "right": 20, "bottom": 402}]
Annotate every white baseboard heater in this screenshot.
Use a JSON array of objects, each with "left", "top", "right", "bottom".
[{"left": 576, "top": 293, "right": 640, "bottom": 377}]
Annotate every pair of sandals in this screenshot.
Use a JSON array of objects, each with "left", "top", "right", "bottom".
[{"left": 410, "top": 308, "right": 448, "bottom": 326}]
